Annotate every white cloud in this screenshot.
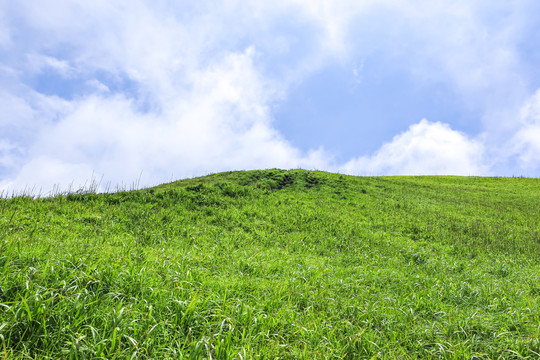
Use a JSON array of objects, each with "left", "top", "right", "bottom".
[
  {"left": 0, "top": 156, "right": 96, "bottom": 196},
  {"left": 0, "top": 89, "right": 72, "bottom": 143},
  {"left": 2, "top": 1, "right": 355, "bottom": 193},
  {"left": 0, "top": 91, "right": 36, "bottom": 129},
  {"left": 342, "top": 119, "right": 487, "bottom": 176},
  {"left": 0, "top": 47, "right": 330, "bottom": 193},
  {"left": 0, "top": 140, "right": 20, "bottom": 170},
  {"left": 85, "top": 79, "right": 111, "bottom": 94},
  {"left": 361, "top": 1, "right": 528, "bottom": 107},
  {"left": 507, "top": 90, "right": 540, "bottom": 171},
  {"left": 26, "top": 54, "right": 77, "bottom": 78}
]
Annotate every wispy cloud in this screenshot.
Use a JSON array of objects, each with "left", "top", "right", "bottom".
[
  {"left": 26, "top": 54, "right": 77, "bottom": 78},
  {"left": 507, "top": 90, "right": 540, "bottom": 172}
]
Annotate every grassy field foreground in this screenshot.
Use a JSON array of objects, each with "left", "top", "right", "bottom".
[{"left": 1, "top": 169, "right": 540, "bottom": 359}]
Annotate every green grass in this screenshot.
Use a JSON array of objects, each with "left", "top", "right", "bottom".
[{"left": 1, "top": 169, "right": 539, "bottom": 359}]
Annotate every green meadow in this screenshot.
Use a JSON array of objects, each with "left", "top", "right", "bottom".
[{"left": 1, "top": 169, "right": 539, "bottom": 359}]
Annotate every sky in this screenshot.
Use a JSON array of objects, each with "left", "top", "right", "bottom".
[{"left": 1, "top": 0, "right": 540, "bottom": 195}]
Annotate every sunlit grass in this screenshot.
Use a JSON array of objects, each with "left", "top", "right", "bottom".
[{"left": 1, "top": 169, "right": 539, "bottom": 358}]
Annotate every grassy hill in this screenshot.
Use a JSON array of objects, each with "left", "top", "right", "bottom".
[{"left": 1, "top": 169, "right": 539, "bottom": 359}]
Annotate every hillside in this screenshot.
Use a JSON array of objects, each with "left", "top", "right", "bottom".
[{"left": 1, "top": 169, "right": 539, "bottom": 358}]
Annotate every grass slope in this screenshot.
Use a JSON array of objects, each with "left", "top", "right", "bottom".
[{"left": 1, "top": 169, "right": 539, "bottom": 359}]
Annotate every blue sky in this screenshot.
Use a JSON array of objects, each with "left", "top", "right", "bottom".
[{"left": 1, "top": 0, "right": 540, "bottom": 194}]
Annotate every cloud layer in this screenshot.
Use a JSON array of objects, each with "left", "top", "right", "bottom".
[{"left": 1, "top": 1, "right": 540, "bottom": 194}]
